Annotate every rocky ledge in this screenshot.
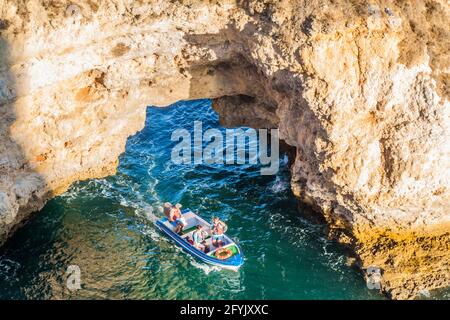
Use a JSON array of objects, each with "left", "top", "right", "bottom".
[{"left": 0, "top": 1, "right": 449, "bottom": 299}]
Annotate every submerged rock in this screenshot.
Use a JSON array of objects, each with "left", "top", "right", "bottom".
[{"left": 0, "top": 0, "right": 448, "bottom": 299}]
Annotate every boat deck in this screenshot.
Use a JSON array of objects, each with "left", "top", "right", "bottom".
[{"left": 160, "top": 211, "right": 234, "bottom": 256}]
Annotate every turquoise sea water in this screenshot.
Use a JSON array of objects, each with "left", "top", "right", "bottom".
[{"left": 0, "top": 100, "right": 445, "bottom": 299}]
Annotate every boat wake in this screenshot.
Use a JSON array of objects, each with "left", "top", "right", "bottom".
[
  {"left": 143, "top": 207, "right": 159, "bottom": 223},
  {"left": 189, "top": 260, "right": 222, "bottom": 275}
]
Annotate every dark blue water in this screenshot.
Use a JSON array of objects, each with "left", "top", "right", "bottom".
[{"left": 0, "top": 100, "right": 391, "bottom": 299}]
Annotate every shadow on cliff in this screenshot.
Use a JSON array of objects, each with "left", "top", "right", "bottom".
[
  {"left": 182, "top": 21, "right": 359, "bottom": 243},
  {"left": 0, "top": 31, "right": 52, "bottom": 245}
]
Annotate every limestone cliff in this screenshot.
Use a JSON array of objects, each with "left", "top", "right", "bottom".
[{"left": 0, "top": 0, "right": 448, "bottom": 299}]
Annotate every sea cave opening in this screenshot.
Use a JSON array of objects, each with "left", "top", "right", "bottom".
[{"left": 0, "top": 99, "right": 383, "bottom": 300}]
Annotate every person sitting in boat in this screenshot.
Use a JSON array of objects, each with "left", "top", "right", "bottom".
[
  {"left": 163, "top": 202, "right": 172, "bottom": 219},
  {"left": 169, "top": 203, "right": 187, "bottom": 234},
  {"left": 192, "top": 225, "right": 209, "bottom": 253},
  {"left": 211, "top": 216, "right": 227, "bottom": 247}
]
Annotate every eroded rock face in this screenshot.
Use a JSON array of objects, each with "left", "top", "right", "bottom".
[{"left": 0, "top": 0, "right": 448, "bottom": 299}]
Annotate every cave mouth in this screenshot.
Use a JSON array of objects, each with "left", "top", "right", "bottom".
[{"left": 0, "top": 99, "right": 381, "bottom": 300}]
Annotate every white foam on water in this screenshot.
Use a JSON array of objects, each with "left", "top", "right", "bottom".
[
  {"left": 142, "top": 228, "right": 161, "bottom": 241},
  {"left": 189, "top": 260, "right": 222, "bottom": 275},
  {"left": 269, "top": 175, "right": 289, "bottom": 193},
  {"left": 115, "top": 192, "right": 164, "bottom": 241},
  {"left": 268, "top": 154, "right": 290, "bottom": 193},
  {"left": 140, "top": 206, "right": 160, "bottom": 223},
  {"left": 61, "top": 173, "right": 165, "bottom": 242},
  {"left": 317, "top": 237, "right": 346, "bottom": 274},
  {"left": 0, "top": 258, "right": 20, "bottom": 281},
  {"left": 280, "top": 153, "right": 288, "bottom": 166},
  {"left": 221, "top": 274, "right": 245, "bottom": 294}
]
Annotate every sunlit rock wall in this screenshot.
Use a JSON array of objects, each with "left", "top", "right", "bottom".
[{"left": 0, "top": 0, "right": 448, "bottom": 299}]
